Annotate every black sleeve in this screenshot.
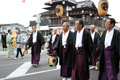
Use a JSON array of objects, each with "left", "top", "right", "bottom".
[
  {"left": 53, "top": 34, "right": 61, "bottom": 57},
  {"left": 96, "top": 33, "right": 101, "bottom": 47},
  {"left": 1, "top": 35, "right": 3, "bottom": 41},
  {"left": 54, "top": 36, "right": 60, "bottom": 51},
  {"left": 97, "top": 31, "right": 105, "bottom": 57},
  {"left": 40, "top": 33, "right": 45, "bottom": 46},
  {"left": 118, "top": 32, "right": 120, "bottom": 59},
  {"left": 49, "top": 35, "right": 52, "bottom": 47},
  {"left": 88, "top": 32, "right": 93, "bottom": 58}
]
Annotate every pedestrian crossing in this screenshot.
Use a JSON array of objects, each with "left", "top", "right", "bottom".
[
  {"left": 6, "top": 62, "right": 32, "bottom": 79},
  {"left": 0, "top": 56, "right": 60, "bottom": 80}
]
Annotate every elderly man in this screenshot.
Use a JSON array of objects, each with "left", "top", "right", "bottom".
[
  {"left": 90, "top": 25, "right": 101, "bottom": 69},
  {"left": 98, "top": 18, "right": 120, "bottom": 80},
  {"left": 49, "top": 29, "right": 59, "bottom": 56},
  {"left": 54, "top": 22, "right": 73, "bottom": 80},
  {"left": 72, "top": 20, "right": 92, "bottom": 80},
  {"left": 26, "top": 25, "right": 45, "bottom": 67}
]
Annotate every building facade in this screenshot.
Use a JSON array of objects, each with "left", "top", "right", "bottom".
[
  {"left": 0, "top": 23, "right": 25, "bottom": 33},
  {"left": 30, "top": 0, "right": 111, "bottom": 36}
]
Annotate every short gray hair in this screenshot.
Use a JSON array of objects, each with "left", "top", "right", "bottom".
[
  {"left": 90, "top": 25, "right": 95, "bottom": 28},
  {"left": 63, "top": 22, "right": 70, "bottom": 27}
]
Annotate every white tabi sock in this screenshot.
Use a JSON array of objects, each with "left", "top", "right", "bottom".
[
  {"left": 62, "top": 78, "right": 67, "bottom": 80},
  {"left": 67, "top": 77, "right": 71, "bottom": 80}
]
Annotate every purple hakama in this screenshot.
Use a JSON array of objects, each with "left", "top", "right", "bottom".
[
  {"left": 61, "top": 46, "right": 72, "bottom": 78},
  {"left": 49, "top": 43, "right": 55, "bottom": 56},
  {"left": 72, "top": 47, "right": 89, "bottom": 80},
  {"left": 98, "top": 47, "right": 118, "bottom": 80},
  {"left": 31, "top": 43, "right": 40, "bottom": 64},
  {"left": 90, "top": 51, "right": 96, "bottom": 66}
]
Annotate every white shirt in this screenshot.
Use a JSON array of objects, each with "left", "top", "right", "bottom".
[
  {"left": 75, "top": 28, "right": 84, "bottom": 48},
  {"left": 62, "top": 30, "right": 69, "bottom": 48},
  {"left": 33, "top": 31, "right": 37, "bottom": 43},
  {"left": 52, "top": 34, "right": 57, "bottom": 44},
  {"left": 91, "top": 31, "right": 95, "bottom": 42},
  {"left": 105, "top": 28, "right": 114, "bottom": 47}
]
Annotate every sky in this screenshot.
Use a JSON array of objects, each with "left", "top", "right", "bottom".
[{"left": 0, "top": 0, "right": 120, "bottom": 27}]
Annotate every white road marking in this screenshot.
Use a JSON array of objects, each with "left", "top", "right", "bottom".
[
  {"left": 0, "top": 68, "right": 59, "bottom": 80},
  {"left": 6, "top": 62, "right": 32, "bottom": 79}
]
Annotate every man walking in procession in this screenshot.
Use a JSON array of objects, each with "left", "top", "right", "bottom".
[
  {"left": 49, "top": 29, "right": 59, "bottom": 56},
  {"left": 72, "top": 20, "right": 92, "bottom": 80},
  {"left": 26, "top": 24, "right": 45, "bottom": 67},
  {"left": 90, "top": 25, "right": 101, "bottom": 69},
  {"left": 54, "top": 22, "right": 73, "bottom": 80},
  {"left": 98, "top": 18, "right": 120, "bottom": 80}
]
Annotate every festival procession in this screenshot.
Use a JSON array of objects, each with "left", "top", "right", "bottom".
[{"left": 0, "top": 0, "right": 120, "bottom": 80}]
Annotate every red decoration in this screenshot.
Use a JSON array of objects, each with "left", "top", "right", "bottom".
[{"left": 22, "top": 0, "right": 25, "bottom": 3}]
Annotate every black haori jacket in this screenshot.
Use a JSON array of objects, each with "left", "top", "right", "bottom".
[
  {"left": 49, "top": 34, "right": 59, "bottom": 53},
  {"left": 27, "top": 32, "right": 45, "bottom": 54},
  {"left": 99, "top": 29, "right": 120, "bottom": 76},
  {"left": 54, "top": 31, "right": 74, "bottom": 65},
  {"left": 91, "top": 32, "right": 101, "bottom": 57},
  {"left": 72, "top": 29, "right": 93, "bottom": 71}
]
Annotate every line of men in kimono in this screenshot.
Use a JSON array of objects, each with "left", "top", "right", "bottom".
[
  {"left": 25, "top": 18, "right": 120, "bottom": 80},
  {"left": 48, "top": 18, "right": 120, "bottom": 80}
]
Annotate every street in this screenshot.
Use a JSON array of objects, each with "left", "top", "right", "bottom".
[{"left": 0, "top": 42, "right": 120, "bottom": 80}]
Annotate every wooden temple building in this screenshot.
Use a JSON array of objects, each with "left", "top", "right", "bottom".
[{"left": 32, "top": 0, "right": 111, "bottom": 36}]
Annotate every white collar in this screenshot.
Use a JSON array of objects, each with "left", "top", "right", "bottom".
[
  {"left": 77, "top": 27, "right": 84, "bottom": 34},
  {"left": 33, "top": 31, "right": 37, "bottom": 35},
  {"left": 62, "top": 30, "right": 69, "bottom": 47},
  {"left": 53, "top": 33, "right": 57, "bottom": 36},
  {"left": 63, "top": 30, "right": 69, "bottom": 36},
  {"left": 105, "top": 27, "right": 115, "bottom": 47},
  {"left": 107, "top": 27, "right": 114, "bottom": 34},
  {"left": 91, "top": 31, "right": 95, "bottom": 35}
]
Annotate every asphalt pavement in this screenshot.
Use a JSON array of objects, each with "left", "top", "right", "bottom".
[{"left": 0, "top": 42, "right": 120, "bottom": 80}]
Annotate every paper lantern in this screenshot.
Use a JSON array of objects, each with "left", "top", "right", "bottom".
[
  {"left": 56, "top": 5, "right": 63, "bottom": 17},
  {"left": 72, "top": 6, "right": 75, "bottom": 9},
  {"left": 98, "top": 0, "right": 109, "bottom": 16},
  {"left": 82, "top": 10, "right": 84, "bottom": 13},
  {"left": 90, "top": 13, "right": 92, "bottom": 16},
  {"left": 48, "top": 56, "right": 57, "bottom": 66},
  {"left": 22, "top": 49, "right": 28, "bottom": 56}
]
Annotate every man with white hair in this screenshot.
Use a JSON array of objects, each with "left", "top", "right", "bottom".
[
  {"left": 49, "top": 29, "right": 59, "bottom": 56},
  {"left": 90, "top": 25, "right": 101, "bottom": 69},
  {"left": 54, "top": 22, "right": 73, "bottom": 80}
]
